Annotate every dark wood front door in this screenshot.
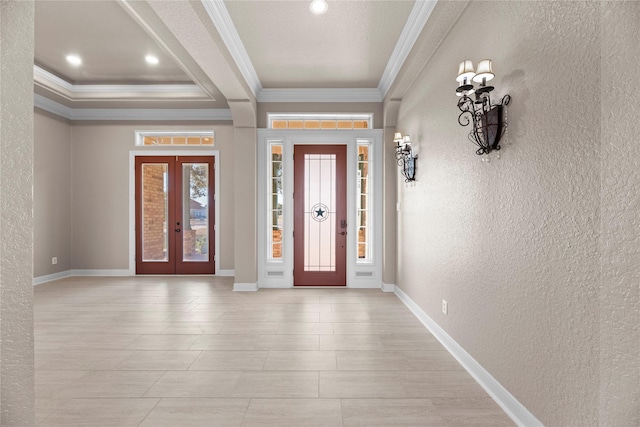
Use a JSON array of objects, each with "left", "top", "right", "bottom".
[
  {"left": 135, "top": 156, "right": 215, "bottom": 274},
  {"left": 293, "top": 145, "right": 347, "bottom": 286}
]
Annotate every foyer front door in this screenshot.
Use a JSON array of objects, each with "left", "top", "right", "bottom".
[{"left": 293, "top": 145, "right": 347, "bottom": 286}]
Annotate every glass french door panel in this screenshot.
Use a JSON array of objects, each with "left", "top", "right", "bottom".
[
  {"left": 141, "top": 163, "right": 169, "bottom": 262},
  {"left": 304, "top": 154, "right": 336, "bottom": 271},
  {"left": 182, "top": 163, "right": 209, "bottom": 262}
]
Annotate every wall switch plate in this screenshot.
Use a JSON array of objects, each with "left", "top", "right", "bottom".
[
  {"left": 52, "top": 257, "right": 57, "bottom": 265},
  {"left": 442, "top": 299, "right": 448, "bottom": 315}
]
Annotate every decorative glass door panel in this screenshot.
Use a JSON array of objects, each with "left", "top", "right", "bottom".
[
  {"left": 135, "top": 156, "right": 215, "bottom": 275},
  {"left": 304, "top": 154, "right": 336, "bottom": 271},
  {"left": 180, "top": 163, "right": 209, "bottom": 262},
  {"left": 141, "top": 163, "right": 170, "bottom": 262},
  {"left": 294, "top": 145, "right": 346, "bottom": 286}
]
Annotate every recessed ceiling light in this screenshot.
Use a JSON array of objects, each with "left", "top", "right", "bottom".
[
  {"left": 66, "top": 54, "right": 82, "bottom": 66},
  {"left": 309, "top": 0, "right": 328, "bottom": 15},
  {"left": 145, "top": 55, "right": 159, "bottom": 65}
]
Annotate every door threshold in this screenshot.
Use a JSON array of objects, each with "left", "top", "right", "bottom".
[{"left": 293, "top": 285, "right": 347, "bottom": 288}]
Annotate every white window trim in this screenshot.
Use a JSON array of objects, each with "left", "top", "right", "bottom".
[
  {"left": 267, "top": 113, "right": 373, "bottom": 129},
  {"left": 356, "top": 139, "right": 374, "bottom": 264},
  {"left": 257, "top": 129, "right": 383, "bottom": 289},
  {"left": 128, "top": 150, "right": 221, "bottom": 276},
  {"left": 135, "top": 130, "right": 215, "bottom": 146}
]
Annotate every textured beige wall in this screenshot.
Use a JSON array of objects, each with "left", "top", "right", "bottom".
[
  {"left": 34, "top": 110, "right": 72, "bottom": 277},
  {"left": 232, "top": 126, "right": 257, "bottom": 284},
  {"left": 71, "top": 122, "right": 235, "bottom": 271},
  {"left": 0, "top": 1, "right": 35, "bottom": 424},
  {"left": 396, "top": 1, "right": 601, "bottom": 425},
  {"left": 600, "top": 2, "right": 640, "bottom": 425}
]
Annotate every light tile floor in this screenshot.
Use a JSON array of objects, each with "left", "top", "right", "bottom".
[{"left": 34, "top": 276, "right": 514, "bottom": 426}]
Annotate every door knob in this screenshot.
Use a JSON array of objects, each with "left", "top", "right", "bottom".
[
  {"left": 339, "top": 231, "right": 347, "bottom": 236},
  {"left": 175, "top": 228, "right": 181, "bottom": 232}
]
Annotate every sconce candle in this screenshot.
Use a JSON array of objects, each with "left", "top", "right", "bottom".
[
  {"left": 455, "top": 59, "right": 511, "bottom": 155},
  {"left": 394, "top": 133, "right": 418, "bottom": 182}
]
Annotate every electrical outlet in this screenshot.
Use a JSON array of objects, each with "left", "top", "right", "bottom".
[
  {"left": 52, "top": 257, "right": 57, "bottom": 265},
  {"left": 442, "top": 299, "right": 448, "bottom": 315}
]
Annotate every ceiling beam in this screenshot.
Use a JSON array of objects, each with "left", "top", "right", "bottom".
[
  {"left": 117, "top": 0, "right": 226, "bottom": 102},
  {"left": 138, "top": 0, "right": 256, "bottom": 113}
]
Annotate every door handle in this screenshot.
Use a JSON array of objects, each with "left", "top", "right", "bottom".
[
  {"left": 175, "top": 228, "right": 181, "bottom": 232},
  {"left": 339, "top": 231, "right": 347, "bottom": 236}
]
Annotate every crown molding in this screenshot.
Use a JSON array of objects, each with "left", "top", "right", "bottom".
[
  {"left": 378, "top": 0, "right": 437, "bottom": 98},
  {"left": 34, "top": 94, "right": 232, "bottom": 121},
  {"left": 258, "top": 88, "right": 384, "bottom": 103},
  {"left": 34, "top": 65, "right": 209, "bottom": 101},
  {"left": 200, "top": 1, "right": 435, "bottom": 103},
  {"left": 200, "top": 0, "right": 262, "bottom": 97}
]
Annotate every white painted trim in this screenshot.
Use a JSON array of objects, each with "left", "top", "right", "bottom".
[
  {"left": 258, "top": 88, "right": 383, "bottom": 103},
  {"left": 128, "top": 150, "right": 221, "bottom": 276},
  {"left": 35, "top": 94, "right": 232, "bottom": 121},
  {"left": 217, "top": 269, "right": 235, "bottom": 277},
  {"left": 200, "top": 0, "right": 262, "bottom": 97},
  {"left": 233, "top": 282, "right": 259, "bottom": 292},
  {"left": 69, "top": 269, "right": 131, "bottom": 277},
  {"left": 256, "top": 129, "right": 383, "bottom": 289},
  {"left": 34, "top": 65, "right": 205, "bottom": 95},
  {"left": 381, "top": 283, "right": 396, "bottom": 293},
  {"left": 393, "top": 286, "right": 544, "bottom": 427},
  {"left": 258, "top": 283, "right": 293, "bottom": 289},
  {"left": 33, "top": 270, "right": 72, "bottom": 285},
  {"left": 377, "top": 0, "right": 438, "bottom": 98},
  {"left": 347, "top": 282, "right": 381, "bottom": 289}
]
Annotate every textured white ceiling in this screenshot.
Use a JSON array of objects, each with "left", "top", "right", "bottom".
[
  {"left": 224, "top": 0, "right": 415, "bottom": 89},
  {"left": 35, "top": 1, "right": 192, "bottom": 84},
  {"left": 33, "top": 0, "right": 420, "bottom": 110}
]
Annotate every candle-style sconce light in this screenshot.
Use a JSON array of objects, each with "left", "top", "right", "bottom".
[
  {"left": 455, "top": 59, "right": 511, "bottom": 156},
  {"left": 394, "top": 132, "right": 417, "bottom": 182}
]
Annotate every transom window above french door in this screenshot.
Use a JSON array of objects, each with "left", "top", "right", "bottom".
[{"left": 268, "top": 113, "right": 373, "bottom": 130}]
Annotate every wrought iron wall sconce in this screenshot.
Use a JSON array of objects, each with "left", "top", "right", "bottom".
[
  {"left": 455, "top": 59, "right": 511, "bottom": 156},
  {"left": 394, "top": 132, "right": 418, "bottom": 182}
]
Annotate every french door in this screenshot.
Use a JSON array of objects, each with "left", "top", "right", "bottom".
[
  {"left": 293, "top": 145, "right": 347, "bottom": 286},
  {"left": 135, "top": 156, "right": 215, "bottom": 274}
]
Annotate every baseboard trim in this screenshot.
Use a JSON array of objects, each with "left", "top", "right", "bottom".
[
  {"left": 258, "top": 283, "right": 293, "bottom": 289},
  {"left": 233, "top": 282, "right": 258, "bottom": 292},
  {"left": 34, "top": 269, "right": 130, "bottom": 285},
  {"left": 348, "top": 282, "right": 381, "bottom": 289},
  {"left": 70, "top": 269, "right": 131, "bottom": 277},
  {"left": 35, "top": 269, "right": 234, "bottom": 284},
  {"left": 33, "top": 270, "right": 72, "bottom": 285},
  {"left": 394, "top": 286, "right": 543, "bottom": 427},
  {"left": 381, "top": 283, "right": 396, "bottom": 293}
]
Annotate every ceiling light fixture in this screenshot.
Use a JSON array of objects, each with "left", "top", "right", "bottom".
[
  {"left": 65, "top": 54, "right": 82, "bottom": 66},
  {"left": 145, "top": 55, "right": 159, "bottom": 65},
  {"left": 309, "top": 0, "right": 328, "bottom": 15}
]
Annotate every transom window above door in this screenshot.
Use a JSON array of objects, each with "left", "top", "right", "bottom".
[
  {"left": 135, "top": 131, "right": 214, "bottom": 146},
  {"left": 268, "top": 113, "right": 372, "bottom": 130}
]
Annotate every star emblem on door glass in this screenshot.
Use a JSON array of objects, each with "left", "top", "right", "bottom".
[{"left": 310, "top": 203, "right": 329, "bottom": 222}]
